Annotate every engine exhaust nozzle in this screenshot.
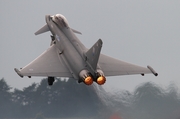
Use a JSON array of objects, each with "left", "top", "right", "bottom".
[
  {"left": 84, "top": 76, "right": 93, "bottom": 85},
  {"left": 96, "top": 76, "right": 106, "bottom": 85}
]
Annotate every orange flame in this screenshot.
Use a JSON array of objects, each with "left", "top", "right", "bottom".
[
  {"left": 84, "top": 76, "right": 93, "bottom": 85},
  {"left": 97, "top": 76, "right": 106, "bottom": 85}
]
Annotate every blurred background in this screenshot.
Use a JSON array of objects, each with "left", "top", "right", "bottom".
[{"left": 0, "top": 78, "right": 180, "bottom": 119}]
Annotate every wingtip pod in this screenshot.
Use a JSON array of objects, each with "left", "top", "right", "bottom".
[
  {"left": 147, "top": 65, "right": 158, "bottom": 76},
  {"left": 98, "top": 39, "right": 103, "bottom": 45},
  {"left": 14, "top": 68, "right": 23, "bottom": 78}
]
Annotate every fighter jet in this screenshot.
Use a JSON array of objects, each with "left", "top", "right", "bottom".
[{"left": 14, "top": 14, "right": 158, "bottom": 86}]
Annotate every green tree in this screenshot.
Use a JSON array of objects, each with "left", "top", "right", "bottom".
[
  {"left": 33, "top": 79, "right": 52, "bottom": 116},
  {"left": 0, "top": 78, "right": 12, "bottom": 118},
  {"left": 32, "top": 78, "right": 103, "bottom": 118},
  {"left": 7, "top": 78, "right": 104, "bottom": 118},
  {"left": 11, "top": 88, "right": 24, "bottom": 117},
  {"left": 12, "top": 83, "right": 38, "bottom": 117}
]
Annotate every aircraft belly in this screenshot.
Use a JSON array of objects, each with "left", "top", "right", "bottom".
[
  {"left": 65, "top": 49, "right": 84, "bottom": 71},
  {"left": 63, "top": 28, "right": 87, "bottom": 54},
  {"left": 56, "top": 31, "right": 86, "bottom": 80}
]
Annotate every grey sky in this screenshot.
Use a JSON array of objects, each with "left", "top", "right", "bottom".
[{"left": 1, "top": 1, "right": 180, "bottom": 92}]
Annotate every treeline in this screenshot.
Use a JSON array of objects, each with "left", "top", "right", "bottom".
[
  {"left": 0, "top": 78, "right": 104, "bottom": 118},
  {"left": 1, "top": 77, "right": 180, "bottom": 119},
  {"left": 102, "top": 82, "right": 180, "bottom": 119}
]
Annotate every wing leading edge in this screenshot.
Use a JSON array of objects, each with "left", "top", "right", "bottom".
[
  {"left": 99, "top": 54, "right": 158, "bottom": 76},
  {"left": 15, "top": 44, "right": 72, "bottom": 78}
]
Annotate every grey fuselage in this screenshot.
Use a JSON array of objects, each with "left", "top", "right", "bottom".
[
  {"left": 14, "top": 14, "right": 158, "bottom": 86},
  {"left": 45, "top": 15, "right": 98, "bottom": 80}
]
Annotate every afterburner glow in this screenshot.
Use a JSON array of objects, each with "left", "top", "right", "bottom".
[
  {"left": 97, "top": 76, "right": 106, "bottom": 85},
  {"left": 84, "top": 76, "right": 93, "bottom": 85}
]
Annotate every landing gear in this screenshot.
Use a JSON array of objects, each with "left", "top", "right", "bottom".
[{"left": 48, "top": 77, "right": 55, "bottom": 86}]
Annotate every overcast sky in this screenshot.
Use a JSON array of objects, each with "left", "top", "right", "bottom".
[{"left": 1, "top": 1, "right": 180, "bottom": 92}]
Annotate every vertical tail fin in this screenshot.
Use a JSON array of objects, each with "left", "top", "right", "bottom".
[{"left": 85, "top": 39, "right": 103, "bottom": 71}]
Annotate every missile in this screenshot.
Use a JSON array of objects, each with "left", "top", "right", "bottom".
[{"left": 147, "top": 65, "right": 158, "bottom": 76}]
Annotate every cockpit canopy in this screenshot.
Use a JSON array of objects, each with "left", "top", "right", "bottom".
[{"left": 52, "top": 14, "right": 69, "bottom": 28}]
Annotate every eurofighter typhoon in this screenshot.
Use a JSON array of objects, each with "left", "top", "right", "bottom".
[{"left": 14, "top": 14, "right": 158, "bottom": 86}]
